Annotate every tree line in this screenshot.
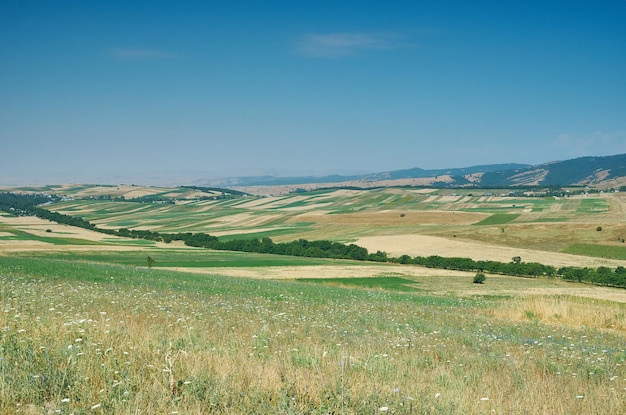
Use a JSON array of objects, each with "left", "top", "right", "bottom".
[{"left": 1, "top": 192, "right": 625, "bottom": 288}]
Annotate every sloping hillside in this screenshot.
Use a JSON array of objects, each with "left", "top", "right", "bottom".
[
  {"left": 479, "top": 154, "right": 626, "bottom": 187},
  {"left": 205, "top": 153, "right": 626, "bottom": 190}
]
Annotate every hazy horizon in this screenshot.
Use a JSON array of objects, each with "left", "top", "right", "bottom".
[{"left": 2, "top": 1, "right": 625, "bottom": 186}]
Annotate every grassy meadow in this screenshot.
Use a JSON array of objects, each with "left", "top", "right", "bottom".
[
  {"left": 1, "top": 184, "right": 626, "bottom": 413},
  {"left": 1, "top": 256, "right": 625, "bottom": 414}
]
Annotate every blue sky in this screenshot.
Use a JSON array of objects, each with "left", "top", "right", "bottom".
[{"left": 2, "top": 0, "right": 625, "bottom": 185}]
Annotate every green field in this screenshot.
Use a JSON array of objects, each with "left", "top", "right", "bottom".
[
  {"left": 12, "top": 247, "right": 352, "bottom": 268},
  {"left": 296, "top": 275, "right": 422, "bottom": 292},
  {"left": 563, "top": 243, "right": 626, "bottom": 260},
  {"left": 473, "top": 213, "right": 520, "bottom": 225}
]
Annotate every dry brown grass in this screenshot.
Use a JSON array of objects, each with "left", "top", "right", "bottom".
[{"left": 487, "top": 295, "right": 626, "bottom": 332}]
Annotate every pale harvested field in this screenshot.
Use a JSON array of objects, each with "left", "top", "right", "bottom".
[
  {"left": 356, "top": 234, "right": 626, "bottom": 269},
  {"left": 0, "top": 215, "right": 108, "bottom": 241},
  {"left": 163, "top": 264, "right": 474, "bottom": 280},
  {"left": 66, "top": 185, "right": 158, "bottom": 199},
  {"left": 243, "top": 195, "right": 309, "bottom": 210},
  {"left": 280, "top": 202, "right": 333, "bottom": 212},
  {"left": 0, "top": 214, "right": 169, "bottom": 252},
  {"left": 234, "top": 196, "right": 286, "bottom": 209},
  {"left": 210, "top": 212, "right": 282, "bottom": 228},
  {"left": 211, "top": 227, "right": 284, "bottom": 237},
  {"left": 295, "top": 210, "right": 488, "bottom": 226}
]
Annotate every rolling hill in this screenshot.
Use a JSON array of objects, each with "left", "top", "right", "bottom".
[{"left": 202, "top": 154, "right": 626, "bottom": 190}]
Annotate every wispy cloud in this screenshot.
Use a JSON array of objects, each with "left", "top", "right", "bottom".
[
  {"left": 295, "top": 32, "right": 401, "bottom": 58},
  {"left": 109, "top": 48, "right": 176, "bottom": 60},
  {"left": 551, "top": 131, "right": 626, "bottom": 158}
]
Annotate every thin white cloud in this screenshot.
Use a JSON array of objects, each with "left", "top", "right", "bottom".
[
  {"left": 295, "top": 32, "right": 401, "bottom": 58},
  {"left": 109, "top": 48, "right": 176, "bottom": 60},
  {"left": 551, "top": 131, "right": 626, "bottom": 158}
]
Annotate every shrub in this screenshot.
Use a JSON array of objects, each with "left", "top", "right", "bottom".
[{"left": 473, "top": 272, "right": 486, "bottom": 284}]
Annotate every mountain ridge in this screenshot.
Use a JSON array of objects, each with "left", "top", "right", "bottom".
[{"left": 201, "top": 154, "right": 626, "bottom": 189}]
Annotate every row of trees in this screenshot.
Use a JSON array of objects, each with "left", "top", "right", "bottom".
[
  {"left": 391, "top": 254, "right": 556, "bottom": 277},
  {"left": 559, "top": 265, "right": 626, "bottom": 286},
  {"left": 173, "top": 234, "right": 374, "bottom": 261},
  {"left": 1, "top": 192, "right": 625, "bottom": 288}
]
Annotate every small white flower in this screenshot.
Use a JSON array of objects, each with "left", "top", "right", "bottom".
[
  {"left": 379, "top": 407, "right": 389, "bottom": 412},
  {"left": 61, "top": 398, "right": 70, "bottom": 403},
  {"left": 480, "top": 397, "right": 489, "bottom": 401},
  {"left": 435, "top": 393, "right": 441, "bottom": 399}
]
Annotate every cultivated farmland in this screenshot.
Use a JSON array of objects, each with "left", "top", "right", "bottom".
[{"left": 41, "top": 186, "right": 626, "bottom": 268}]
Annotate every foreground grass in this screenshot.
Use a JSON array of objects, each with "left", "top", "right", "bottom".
[
  {"left": 9, "top": 247, "right": 360, "bottom": 268},
  {"left": 1, "top": 257, "right": 625, "bottom": 414}
]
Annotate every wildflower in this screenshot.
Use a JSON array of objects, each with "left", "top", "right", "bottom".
[
  {"left": 61, "top": 398, "right": 70, "bottom": 403},
  {"left": 379, "top": 407, "right": 389, "bottom": 412}
]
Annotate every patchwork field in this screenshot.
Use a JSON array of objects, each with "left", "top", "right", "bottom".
[
  {"left": 1, "top": 184, "right": 625, "bottom": 413},
  {"left": 34, "top": 186, "right": 626, "bottom": 263}
]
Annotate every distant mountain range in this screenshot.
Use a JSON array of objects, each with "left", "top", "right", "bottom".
[{"left": 201, "top": 154, "right": 626, "bottom": 189}]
